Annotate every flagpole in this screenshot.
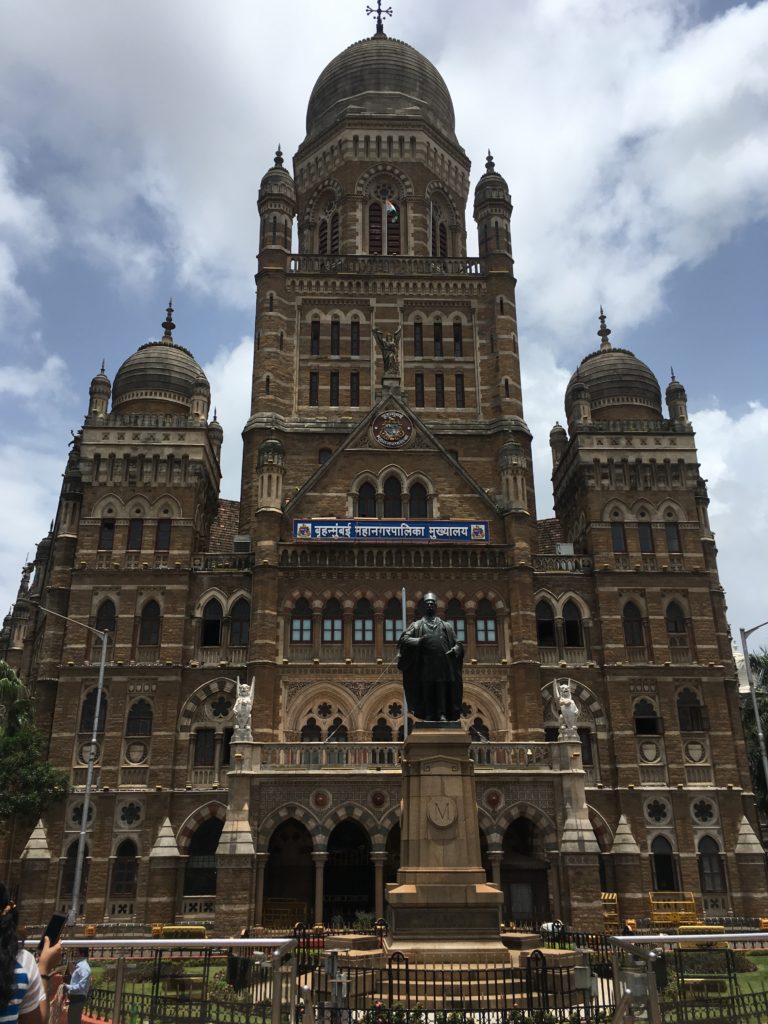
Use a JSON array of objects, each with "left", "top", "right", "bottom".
[{"left": 401, "top": 586, "right": 409, "bottom": 740}]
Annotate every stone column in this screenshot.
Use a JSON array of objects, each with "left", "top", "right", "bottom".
[
  {"left": 733, "top": 815, "right": 768, "bottom": 916},
  {"left": 556, "top": 740, "right": 604, "bottom": 932},
  {"left": 253, "top": 852, "right": 269, "bottom": 926},
  {"left": 215, "top": 767, "right": 256, "bottom": 934},
  {"left": 147, "top": 818, "right": 182, "bottom": 925},
  {"left": 487, "top": 849, "right": 503, "bottom": 888},
  {"left": 371, "top": 851, "right": 387, "bottom": 921},
  {"left": 610, "top": 815, "right": 644, "bottom": 926},
  {"left": 312, "top": 852, "right": 328, "bottom": 927}
]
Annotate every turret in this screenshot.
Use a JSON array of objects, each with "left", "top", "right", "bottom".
[
  {"left": 191, "top": 375, "right": 211, "bottom": 422},
  {"left": 498, "top": 440, "right": 528, "bottom": 512},
  {"left": 549, "top": 423, "right": 568, "bottom": 467},
  {"left": 208, "top": 410, "right": 224, "bottom": 462},
  {"left": 256, "top": 438, "right": 286, "bottom": 511},
  {"left": 257, "top": 147, "right": 297, "bottom": 259},
  {"left": 666, "top": 371, "right": 689, "bottom": 424},
  {"left": 88, "top": 362, "right": 111, "bottom": 418},
  {"left": 473, "top": 152, "right": 513, "bottom": 262}
]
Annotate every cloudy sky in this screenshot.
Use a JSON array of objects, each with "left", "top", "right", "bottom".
[{"left": 1, "top": 0, "right": 767, "bottom": 648}]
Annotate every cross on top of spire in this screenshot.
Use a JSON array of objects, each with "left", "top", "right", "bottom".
[{"left": 366, "top": 0, "right": 393, "bottom": 34}]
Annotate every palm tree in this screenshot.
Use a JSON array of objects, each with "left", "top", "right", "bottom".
[{"left": 0, "top": 661, "right": 33, "bottom": 737}]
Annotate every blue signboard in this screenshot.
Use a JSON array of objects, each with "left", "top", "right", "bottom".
[{"left": 293, "top": 519, "right": 489, "bottom": 543}]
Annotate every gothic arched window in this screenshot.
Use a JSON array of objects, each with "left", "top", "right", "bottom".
[
  {"left": 563, "top": 600, "right": 584, "bottom": 648},
  {"left": 372, "top": 717, "right": 393, "bottom": 741},
  {"left": 138, "top": 600, "right": 161, "bottom": 647},
  {"left": 322, "top": 599, "right": 343, "bottom": 644},
  {"left": 368, "top": 192, "right": 401, "bottom": 255},
  {"left": 300, "top": 717, "right": 322, "bottom": 742},
  {"left": 444, "top": 599, "right": 466, "bottom": 643},
  {"left": 409, "top": 482, "right": 428, "bottom": 518},
  {"left": 535, "top": 601, "right": 556, "bottom": 647},
  {"left": 677, "top": 688, "right": 708, "bottom": 732},
  {"left": 353, "top": 599, "right": 374, "bottom": 643},
  {"left": 384, "top": 598, "right": 403, "bottom": 643},
  {"left": 651, "top": 836, "right": 678, "bottom": 891},
  {"left": 476, "top": 599, "right": 497, "bottom": 644},
  {"left": 80, "top": 689, "right": 107, "bottom": 734},
  {"left": 110, "top": 839, "right": 138, "bottom": 902},
  {"left": 698, "top": 836, "right": 726, "bottom": 892},
  {"left": 634, "top": 698, "right": 661, "bottom": 736},
  {"left": 126, "top": 699, "right": 153, "bottom": 737},
  {"left": 201, "top": 599, "right": 223, "bottom": 647},
  {"left": 383, "top": 476, "right": 402, "bottom": 518},
  {"left": 291, "top": 598, "right": 312, "bottom": 643},
  {"left": 622, "top": 602, "right": 644, "bottom": 650},
  {"left": 358, "top": 482, "right": 376, "bottom": 518},
  {"left": 93, "top": 599, "right": 116, "bottom": 658},
  {"left": 230, "top": 598, "right": 250, "bottom": 649}
]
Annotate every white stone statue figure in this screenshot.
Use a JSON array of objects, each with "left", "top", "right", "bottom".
[
  {"left": 233, "top": 676, "right": 255, "bottom": 740},
  {"left": 555, "top": 679, "right": 579, "bottom": 738}
]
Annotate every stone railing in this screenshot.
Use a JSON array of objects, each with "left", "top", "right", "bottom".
[
  {"left": 279, "top": 544, "right": 507, "bottom": 570},
  {"left": 192, "top": 553, "right": 253, "bottom": 571},
  {"left": 257, "top": 741, "right": 556, "bottom": 771},
  {"left": 533, "top": 554, "right": 593, "bottom": 573},
  {"left": 289, "top": 254, "right": 484, "bottom": 277}
]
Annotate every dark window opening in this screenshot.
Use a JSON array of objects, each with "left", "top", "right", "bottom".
[
  {"left": 414, "top": 320, "right": 423, "bottom": 357},
  {"left": 665, "top": 521, "right": 682, "bottom": 553},
  {"left": 435, "top": 373, "right": 445, "bottom": 408},
  {"left": 330, "top": 319, "right": 340, "bottom": 355},
  {"left": 99, "top": 519, "right": 115, "bottom": 551},
  {"left": 409, "top": 482, "right": 428, "bottom": 518},
  {"left": 384, "top": 598, "right": 403, "bottom": 642},
  {"left": 453, "top": 321, "right": 463, "bottom": 357},
  {"left": 350, "top": 371, "right": 360, "bottom": 407},
  {"left": 638, "top": 522, "right": 654, "bottom": 553},
  {"left": 201, "top": 600, "right": 223, "bottom": 647},
  {"left": 622, "top": 602, "right": 644, "bottom": 647},
  {"left": 127, "top": 518, "right": 143, "bottom": 551},
  {"left": 563, "top": 600, "right": 583, "bottom": 647},
  {"left": 611, "top": 522, "right": 627, "bottom": 553},
  {"left": 455, "top": 373, "right": 465, "bottom": 408},
  {"left": 383, "top": 476, "right": 402, "bottom": 517},
  {"left": 433, "top": 320, "right": 443, "bottom": 357},
  {"left": 476, "top": 598, "right": 497, "bottom": 644},
  {"left": 230, "top": 598, "right": 250, "bottom": 648},
  {"left": 138, "top": 600, "right": 161, "bottom": 646},
  {"left": 634, "top": 698, "right": 661, "bottom": 735},
  {"left": 677, "top": 688, "right": 709, "bottom": 731},
  {"left": 291, "top": 598, "right": 312, "bottom": 643},
  {"left": 535, "top": 601, "right": 556, "bottom": 646},
  {"left": 80, "top": 689, "right": 107, "bottom": 734},
  {"left": 309, "top": 371, "right": 319, "bottom": 406},
  {"left": 322, "top": 599, "right": 343, "bottom": 643},
  {"left": 310, "top": 320, "right": 320, "bottom": 356},
  {"left": 126, "top": 699, "right": 153, "bottom": 737},
  {"left": 319, "top": 448, "right": 332, "bottom": 464},
  {"left": 358, "top": 482, "right": 376, "bottom": 518},
  {"left": 155, "top": 519, "right": 171, "bottom": 551},
  {"left": 445, "top": 598, "right": 466, "bottom": 643},
  {"left": 351, "top": 320, "right": 360, "bottom": 356},
  {"left": 353, "top": 599, "right": 374, "bottom": 643},
  {"left": 415, "top": 373, "right": 425, "bottom": 407},
  {"left": 330, "top": 371, "right": 339, "bottom": 407}
]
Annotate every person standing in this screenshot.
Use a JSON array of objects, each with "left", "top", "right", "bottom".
[
  {"left": 62, "top": 952, "right": 90, "bottom": 1024},
  {"left": 0, "top": 882, "right": 62, "bottom": 1024},
  {"left": 398, "top": 592, "right": 464, "bottom": 721}
]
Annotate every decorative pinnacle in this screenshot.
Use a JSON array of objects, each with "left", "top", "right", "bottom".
[
  {"left": 162, "top": 299, "right": 175, "bottom": 343},
  {"left": 486, "top": 150, "right": 496, "bottom": 173},
  {"left": 274, "top": 145, "right": 283, "bottom": 168},
  {"left": 597, "top": 306, "right": 612, "bottom": 351},
  {"left": 366, "top": 0, "right": 392, "bottom": 34},
  {"left": 100, "top": 359, "right": 105, "bottom": 374},
  {"left": 670, "top": 366, "right": 676, "bottom": 381}
]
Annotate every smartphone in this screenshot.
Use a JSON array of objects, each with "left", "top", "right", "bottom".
[{"left": 38, "top": 913, "right": 67, "bottom": 952}]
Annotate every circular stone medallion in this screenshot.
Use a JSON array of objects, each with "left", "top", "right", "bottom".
[
  {"left": 372, "top": 411, "right": 413, "bottom": 449},
  {"left": 427, "top": 796, "right": 457, "bottom": 828}
]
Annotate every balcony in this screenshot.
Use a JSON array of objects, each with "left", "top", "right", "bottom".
[
  {"left": 475, "top": 646, "right": 501, "bottom": 664},
  {"left": 625, "top": 646, "right": 648, "bottom": 664},
  {"left": 191, "top": 553, "right": 253, "bottom": 571},
  {"left": 289, "top": 254, "right": 484, "bottom": 277},
  {"left": 257, "top": 741, "right": 555, "bottom": 771},
  {"left": 190, "top": 767, "right": 224, "bottom": 787},
  {"left": 533, "top": 554, "right": 592, "bottom": 573},
  {"left": 199, "top": 647, "right": 224, "bottom": 665},
  {"left": 135, "top": 645, "right": 161, "bottom": 664}
]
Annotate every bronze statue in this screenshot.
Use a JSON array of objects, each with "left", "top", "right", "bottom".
[
  {"left": 398, "top": 592, "right": 464, "bottom": 721},
  {"left": 373, "top": 327, "right": 401, "bottom": 376}
]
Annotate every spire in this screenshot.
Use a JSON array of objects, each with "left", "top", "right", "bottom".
[
  {"left": 100, "top": 359, "right": 106, "bottom": 374},
  {"left": 485, "top": 150, "right": 496, "bottom": 173},
  {"left": 161, "top": 299, "right": 175, "bottom": 344},
  {"left": 366, "top": 1, "right": 392, "bottom": 35},
  {"left": 274, "top": 145, "right": 283, "bottom": 168},
  {"left": 670, "top": 366, "right": 676, "bottom": 381},
  {"left": 597, "top": 306, "right": 612, "bottom": 351}
]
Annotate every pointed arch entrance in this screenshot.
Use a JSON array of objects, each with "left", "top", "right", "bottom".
[
  {"left": 264, "top": 819, "right": 314, "bottom": 925},
  {"left": 324, "top": 819, "right": 374, "bottom": 924},
  {"left": 500, "top": 818, "right": 550, "bottom": 924},
  {"left": 183, "top": 816, "right": 223, "bottom": 911}
]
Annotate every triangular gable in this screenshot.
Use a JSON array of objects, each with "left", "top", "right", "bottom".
[{"left": 283, "top": 389, "right": 501, "bottom": 518}]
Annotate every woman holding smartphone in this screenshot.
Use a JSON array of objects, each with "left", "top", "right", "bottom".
[{"left": 0, "top": 885, "right": 62, "bottom": 1024}]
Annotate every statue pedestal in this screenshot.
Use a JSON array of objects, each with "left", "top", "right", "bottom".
[{"left": 385, "top": 723, "right": 506, "bottom": 959}]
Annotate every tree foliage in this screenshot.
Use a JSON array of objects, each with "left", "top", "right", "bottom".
[
  {"left": 0, "top": 660, "right": 69, "bottom": 826},
  {"left": 741, "top": 647, "right": 768, "bottom": 815}
]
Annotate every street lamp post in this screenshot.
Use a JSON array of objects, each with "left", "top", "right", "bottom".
[
  {"left": 740, "top": 620, "right": 768, "bottom": 808},
  {"left": 34, "top": 604, "right": 109, "bottom": 926}
]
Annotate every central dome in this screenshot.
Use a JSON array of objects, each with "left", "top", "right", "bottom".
[{"left": 305, "top": 34, "right": 457, "bottom": 143}]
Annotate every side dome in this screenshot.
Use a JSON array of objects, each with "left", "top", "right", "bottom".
[
  {"left": 111, "top": 304, "right": 209, "bottom": 415},
  {"left": 305, "top": 34, "right": 457, "bottom": 144},
  {"left": 564, "top": 312, "right": 662, "bottom": 428}
]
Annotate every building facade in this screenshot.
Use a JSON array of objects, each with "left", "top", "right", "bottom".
[{"left": 3, "top": 22, "right": 766, "bottom": 934}]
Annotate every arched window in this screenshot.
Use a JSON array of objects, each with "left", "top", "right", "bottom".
[
  {"left": 384, "top": 598, "right": 403, "bottom": 643},
  {"left": 698, "top": 836, "right": 726, "bottom": 892},
  {"left": 328, "top": 717, "right": 348, "bottom": 742},
  {"left": 368, "top": 195, "right": 401, "bottom": 255},
  {"left": 677, "top": 688, "right": 708, "bottom": 732},
  {"left": 138, "top": 600, "right": 161, "bottom": 647},
  {"left": 383, "top": 476, "right": 402, "bottom": 517},
  {"left": 127, "top": 518, "right": 143, "bottom": 551},
  {"left": 622, "top": 602, "right": 644, "bottom": 649},
  {"left": 409, "top": 482, "right": 428, "bottom": 518},
  {"left": 535, "top": 601, "right": 556, "bottom": 647},
  {"left": 155, "top": 518, "right": 172, "bottom": 551},
  {"left": 476, "top": 599, "right": 497, "bottom": 644},
  {"left": 372, "top": 717, "right": 393, "bottom": 741},
  {"left": 634, "top": 698, "right": 661, "bottom": 735},
  {"left": 291, "top": 599, "right": 312, "bottom": 643},
  {"left": 666, "top": 601, "right": 689, "bottom": 660},
  {"left": 93, "top": 599, "right": 116, "bottom": 658},
  {"left": 126, "top": 699, "right": 153, "bottom": 737},
  {"left": 61, "top": 840, "right": 89, "bottom": 906},
  {"left": 319, "top": 219, "right": 328, "bottom": 254},
  {"left": 353, "top": 599, "right": 374, "bottom": 643},
  {"left": 322, "top": 599, "right": 343, "bottom": 643},
  {"left": 469, "top": 718, "right": 490, "bottom": 741},
  {"left": 444, "top": 598, "right": 466, "bottom": 643},
  {"left": 98, "top": 518, "right": 115, "bottom": 551},
  {"left": 358, "top": 482, "right": 376, "bottom": 518},
  {"left": 201, "top": 599, "right": 223, "bottom": 647},
  {"left": 651, "top": 836, "right": 678, "bottom": 891},
  {"left": 80, "top": 689, "right": 107, "bottom": 734},
  {"left": 230, "top": 598, "right": 250, "bottom": 648},
  {"left": 611, "top": 521, "right": 627, "bottom": 553},
  {"left": 665, "top": 521, "right": 682, "bottom": 553},
  {"left": 562, "top": 600, "right": 583, "bottom": 648},
  {"left": 110, "top": 839, "right": 138, "bottom": 903},
  {"left": 300, "top": 717, "right": 322, "bottom": 742}
]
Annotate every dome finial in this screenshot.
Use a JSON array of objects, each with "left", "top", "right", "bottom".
[
  {"left": 274, "top": 145, "right": 283, "bottom": 167},
  {"left": 670, "top": 366, "right": 676, "bottom": 381},
  {"left": 100, "top": 359, "right": 106, "bottom": 374},
  {"left": 162, "top": 299, "right": 175, "bottom": 344},
  {"left": 366, "top": 0, "right": 392, "bottom": 35},
  {"left": 486, "top": 150, "right": 496, "bottom": 173},
  {"left": 597, "top": 306, "right": 612, "bottom": 351}
]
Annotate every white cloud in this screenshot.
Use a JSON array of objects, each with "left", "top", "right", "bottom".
[
  {"left": 0, "top": 354, "right": 68, "bottom": 398},
  {"left": 692, "top": 401, "right": 768, "bottom": 639},
  {"left": 203, "top": 337, "right": 253, "bottom": 499}
]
